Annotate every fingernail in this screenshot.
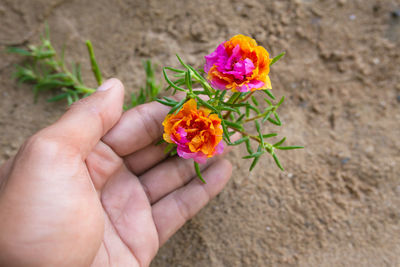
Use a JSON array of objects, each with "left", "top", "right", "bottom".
[{"left": 97, "top": 79, "right": 116, "bottom": 92}]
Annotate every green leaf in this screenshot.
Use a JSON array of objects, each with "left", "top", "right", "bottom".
[
  {"left": 262, "top": 133, "right": 278, "bottom": 138},
  {"left": 34, "top": 50, "right": 55, "bottom": 59},
  {"left": 263, "top": 89, "right": 275, "bottom": 100},
  {"left": 274, "top": 112, "right": 282, "bottom": 125},
  {"left": 262, "top": 111, "right": 272, "bottom": 123},
  {"left": 86, "top": 40, "right": 102, "bottom": 85},
  {"left": 268, "top": 112, "right": 282, "bottom": 126},
  {"left": 224, "top": 120, "right": 244, "bottom": 131},
  {"left": 276, "top": 146, "right": 304, "bottom": 150},
  {"left": 185, "top": 70, "right": 193, "bottom": 92},
  {"left": 251, "top": 96, "right": 259, "bottom": 106},
  {"left": 187, "top": 65, "right": 208, "bottom": 83},
  {"left": 163, "top": 96, "right": 178, "bottom": 104},
  {"left": 169, "top": 97, "right": 187, "bottom": 114},
  {"left": 270, "top": 52, "right": 285, "bottom": 66},
  {"left": 248, "top": 104, "right": 261, "bottom": 114},
  {"left": 176, "top": 54, "right": 188, "bottom": 69},
  {"left": 7, "top": 47, "right": 31, "bottom": 56},
  {"left": 221, "top": 120, "right": 231, "bottom": 144},
  {"left": 220, "top": 105, "right": 239, "bottom": 113},
  {"left": 264, "top": 97, "right": 273, "bottom": 106},
  {"left": 273, "top": 137, "right": 286, "bottom": 147},
  {"left": 67, "top": 94, "right": 73, "bottom": 105},
  {"left": 219, "top": 90, "right": 227, "bottom": 101},
  {"left": 249, "top": 156, "right": 260, "bottom": 171},
  {"left": 131, "top": 93, "right": 138, "bottom": 107},
  {"left": 163, "top": 67, "right": 186, "bottom": 92},
  {"left": 277, "top": 96, "right": 285, "bottom": 107},
  {"left": 232, "top": 136, "right": 249, "bottom": 146},
  {"left": 164, "top": 143, "right": 175, "bottom": 154},
  {"left": 236, "top": 114, "right": 245, "bottom": 122},
  {"left": 255, "top": 120, "right": 264, "bottom": 148},
  {"left": 35, "top": 79, "right": 74, "bottom": 91},
  {"left": 165, "top": 66, "right": 185, "bottom": 73},
  {"left": 272, "top": 153, "right": 284, "bottom": 171},
  {"left": 243, "top": 151, "right": 264, "bottom": 159},
  {"left": 155, "top": 139, "right": 166, "bottom": 145},
  {"left": 227, "top": 92, "right": 241, "bottom": 104},
  {"left": 245, "top": 105, "right": 250, "bottom": 117},
  {"left": 194, "top": 162, "right": 206, "bottom": 184},
  {"left": 196, "top": 97, "right": 218, "bottom": 113},
  {"left": 223, "top": 102, "right": 248, "bottom": 107},
  {"left": 156, "top": 99, "right": 176, "bottom": 107},
  {"left": 192, "top": 90, "right": 209, "bottom": 96},
  {"left": 165, "top": 78, "right": 183, "bottom": 91},
  {"left": 245, "top": 138, "right": 253, "bottom": 154},
  {"left": 47, "top": 93, "right": 69, "bottom": 102},
  {"left": 72, "top": 63, "right": 83, "bottom": 83}
]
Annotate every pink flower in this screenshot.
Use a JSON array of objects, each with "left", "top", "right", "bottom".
[{"left": 204, "top": 35, "right": 272, "bottom": 92}]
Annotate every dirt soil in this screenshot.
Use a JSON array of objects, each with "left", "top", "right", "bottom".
[{"left": 1, "top": 0, "right": 400, "bottom": 266}]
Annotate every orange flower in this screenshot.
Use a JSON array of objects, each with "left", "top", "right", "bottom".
[
  {"left": 204, "top": 34, "right": 272, "bottom": 92},
  {"left": 162, "top": 99, "right": 224, "bottom": 163}
]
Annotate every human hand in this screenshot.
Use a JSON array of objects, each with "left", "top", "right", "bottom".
[{"left": 0, "top": 79, "right": 233, "bottom": 267}]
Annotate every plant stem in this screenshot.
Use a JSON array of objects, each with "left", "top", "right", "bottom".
[
  {"left": 244, "top": 109, "right": 271, "bottom": 123},
  {"left": 46, "top": 41, "right": 96, "bottom": 94},
  {"left": 227, "top": 125, "right": 260, "bottom": 142},
  {"left": 239, "top": 91, "right": 255, "bottom": 103},
  {"left": 223, "top": 92, "right": 241, "bottom": 119},
  {"left": 86, "top": 40, "right": 103, "bottom": 86}
]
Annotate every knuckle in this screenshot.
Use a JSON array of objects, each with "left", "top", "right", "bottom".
[
  {"left": 25, "top": 133, "right": 59, "bottom": 152},
  {"left": 22, "top": 132, "right": 75, "bottom": 159},
  {"left": 134, "top": 104, "right": 162, "bottom": 140},
  {"left": 173, "top": 193, "right": 192, "bottom": 221}
]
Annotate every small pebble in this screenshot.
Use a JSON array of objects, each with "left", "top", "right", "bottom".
[
  {"left": 299, "top": 101, "right": 308, "bottom": 108},
  {"left": 266, "top": 226, "right": 271, "bottom": 231},
  {"left": 349, "top": 14, "right": 356, "bottom": 20},
  {"left": 372, "top": 58, "right": 380, "bottom": 64},
  {"left": 341, "top": 157, "right": 350, "bottom": 164},
  {"left": 391, "top": 9, "right": 400, "bottom": 18},
  {"left": 397, "top": 95, "right": 400, "bottom": 103}
]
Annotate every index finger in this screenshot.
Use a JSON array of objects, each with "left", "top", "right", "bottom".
[{"left": 102, "top": 101, "right": 171, "bottom": 156}]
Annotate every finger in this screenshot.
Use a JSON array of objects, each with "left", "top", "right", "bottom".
[
  {"left": 100, "top": 166, "right": 158, "bottom": 266},
  {"left": 0, "top": 157, "right": 15, "bottom": 186},
  {"left": 86, "top": 141, "right": 123, "bottom": 191},
  {"left": 152, "top": 159, "right": 232, "bottom": 246},
  {"left": 102, "top": 93, "right": 185, "bottom": 157},
  {"left": 138, "top": 134, "right": 239, "bottom": 204},
  {"left": 40, "top": 78, "right": 124, "bottom": 158},
  {"left": 124, "top": 142, "right": 169, "bottom": 175}
]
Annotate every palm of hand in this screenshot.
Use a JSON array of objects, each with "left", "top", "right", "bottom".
[{"left": 0, "top": 80, "right": 232, "bottom": 267}]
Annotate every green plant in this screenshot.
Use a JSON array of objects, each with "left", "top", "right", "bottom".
[{"left": 7, "top": 25, "right": 161, "bottom": 108}]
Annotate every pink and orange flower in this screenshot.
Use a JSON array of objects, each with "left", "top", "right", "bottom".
[
  {"left": 204, "top": 34, "right": 272, "bottom": 92},
  {"left": 162, "top": 99, "right": 224, "bottom": 163}
]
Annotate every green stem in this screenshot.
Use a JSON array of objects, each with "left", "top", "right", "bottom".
[
  {"left": 227, "top": 125, "right": 260, "bottom": 142},
  {"left": 86, "top": 40, "right": 103, "bottom": 86},
  {"left": 75, "top": 85, "right": 96, "bottom": 94},
  {"left": 48, "top": 42, "right": 86, "bottom": 89},
  {"left": 223, "top": 92, "right": 241, "bottom": 119},
  {"left": 244, "top": 109, "right": 272, "bottom": 123},
  {"left": 239, "top": 91, "right": 255, "bottom": 103}
]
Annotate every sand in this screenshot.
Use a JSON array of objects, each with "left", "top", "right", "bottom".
[{"left": 1, "top": 0, "right": 399, "bottom": 266}]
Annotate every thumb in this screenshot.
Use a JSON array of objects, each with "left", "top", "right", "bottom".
[{"left": 43, "top": 78, "right": 125, "bottom": 158}]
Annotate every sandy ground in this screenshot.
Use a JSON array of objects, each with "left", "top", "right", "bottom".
[{"left": 1, "top": 0, "right": 400, "bottom": 266}]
